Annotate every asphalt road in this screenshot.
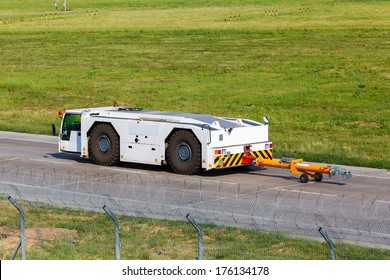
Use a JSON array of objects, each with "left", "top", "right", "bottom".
[
  {"left": 1, "top": 131, "right": 389, "bottom": 248},
  {"left": 1, "top": 131, "right": 389, "bottom": 195}
]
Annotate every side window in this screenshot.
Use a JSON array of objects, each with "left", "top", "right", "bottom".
[{"left": 61, "top": 114, "right": 81, "bottom": 141}]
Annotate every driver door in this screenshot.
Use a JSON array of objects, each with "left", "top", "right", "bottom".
[{"left": 59, "top": 113, "right": 81, "bottom": 153}]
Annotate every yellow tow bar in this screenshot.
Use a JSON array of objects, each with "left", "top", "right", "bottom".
[{"left": 253, "top": 156, "right": 352, "bottom": 183}]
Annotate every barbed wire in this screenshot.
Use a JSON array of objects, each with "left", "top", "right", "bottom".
[{"left": 1, "top": 164, "right": 389, "bottom": 259}]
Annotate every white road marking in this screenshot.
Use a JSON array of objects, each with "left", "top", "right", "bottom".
[
  {"left": 377, "top": 200, "right": 390, "bottom": 204},
  {"left": 275, "top": 187, "right": 337, "bottom": 197},
  {"left": 29, "top": 158, "right": 73, "bottom": 165},
  {"left": 0, "top": 157, "right": 19, "bottom": 162},
  {"left": 185, "top": 196, "right": 229, "bottom": 207},
  {"left": 354, "top": 174, "right": 390, "bottom": 180},
  {"left": 97, "top": 166, "right": 150, "bottom": 175}
]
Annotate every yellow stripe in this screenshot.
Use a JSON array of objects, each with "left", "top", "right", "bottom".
[
  {"left": 214, "top": 155, "right": 224, "bottom": 168},
  {"left": 265, "top": 149, "right": 273, "bottom": 159},
  {"left": 223, "top": 156, "right": 229, "bottom": 164},
  {"left": 214, "top": 149, "right": 272, "bottom": 168},
  {"left": 226, "top": 153, "right": 238, "bottom": 167},
  {"left": 259, "top": 150, "right": 266, "bottom": 159},
  {"left": 233, "top": 153, "right": 243, "bottom": 166}
]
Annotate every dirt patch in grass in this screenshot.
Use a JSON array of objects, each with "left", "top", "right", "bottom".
[{"left": 0, "top": 226, "right": 77, "bottom": 251}]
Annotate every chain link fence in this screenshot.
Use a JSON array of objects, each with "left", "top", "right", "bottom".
[{"left": 0, "top": 164, "right": 389, "bottom": 260}]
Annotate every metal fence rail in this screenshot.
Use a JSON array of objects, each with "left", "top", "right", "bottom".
[{"left": 1, "top": 164, "right": 389, "bottom": 259}]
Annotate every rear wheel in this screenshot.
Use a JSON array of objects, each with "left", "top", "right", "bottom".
[
  {"left": 89, "top": 123, "right": 119, "bottom": 166},
  {"left": 167, "top": 130, "right": 201, "bottom": 175},
  {"left": 314, "top": 172, "right": 323, "bottom": 182}
]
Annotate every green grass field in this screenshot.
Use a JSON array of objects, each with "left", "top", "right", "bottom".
[{"left": 0, "top": 0, "right": 389, "bottom": 168}]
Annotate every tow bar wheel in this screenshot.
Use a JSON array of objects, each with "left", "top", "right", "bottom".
[
  {"left": 299, "top": 172, "right": 323, "bottom": 183},
  {"left": 300, "top": 174, "right": 309, "bottom": 183},
  {"left": 314, "top": 172, "right": 323, "bottom": 182}
]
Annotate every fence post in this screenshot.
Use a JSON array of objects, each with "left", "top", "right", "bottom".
[
  {"left": 319, "top": 227, "right": 335, "bottom": 260},
  {"left": 103, "top": 205, "right": 120, "bottom": 260},
  {"left": 8, "top": 196, "right": 26, "bottom": 260},
  {"left": 186, "top": 214, "right": 202, "bottom": 260}
]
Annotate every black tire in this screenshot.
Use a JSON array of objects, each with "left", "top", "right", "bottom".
[
  {"left": 300, "top": 173, "right": 309, "bottom": 183},
  {"left": 167, "top": 130, "right": 201, "bottom": 175},
  {"left": 89, "top": 123, "right": 120, "bottom": 166},
  {"left": 314, "top": 172, "right": 323, "bottom": 182}
]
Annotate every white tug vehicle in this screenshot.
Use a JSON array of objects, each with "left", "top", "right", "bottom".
[{"left": 59, "top": 105, "right": 272, "bottom": 175}]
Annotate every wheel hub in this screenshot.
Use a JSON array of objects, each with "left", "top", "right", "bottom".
[
  {"left": 98, "top": 135, "right": 110, "bottom": 154},
  {"left": 177, "top": 143, "right": 192, "bottom": 163}
]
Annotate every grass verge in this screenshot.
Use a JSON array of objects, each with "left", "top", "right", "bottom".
[{"left": 0, "top": 198, "right": 389, "bottom": 260}]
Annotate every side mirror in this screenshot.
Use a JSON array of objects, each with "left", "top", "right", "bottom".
[
  {"left": 51, "top": 123, "right": 56, "bottom": 136},
  {"left": 263, "top": 116, "right": 270, "bottom": 125}
]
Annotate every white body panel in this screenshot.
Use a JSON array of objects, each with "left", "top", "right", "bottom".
[
  {"left": 59, "top": 106, "right": 272, "bottom": 171},
  {"left": 59, "top": 130, "right": 81, "bottom": 153}
]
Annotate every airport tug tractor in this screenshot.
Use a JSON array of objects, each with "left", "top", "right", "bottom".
[{"left": 58, "top": 104, "right": 351, "bottom": 183}]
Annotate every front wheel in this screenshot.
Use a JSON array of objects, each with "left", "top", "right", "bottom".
[
  {"left": 300, "top": 173, "right": 309, "bottom": 183},
  {"left": 89, "top": 123, "right": 120, "bottom": 166},
  {"left": 166, "top": 130, "right": 201, "bottom": 175}
]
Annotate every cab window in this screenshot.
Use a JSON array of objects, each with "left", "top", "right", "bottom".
[{"left": 61, "top": 114, "right": 81, "bottom": 141}]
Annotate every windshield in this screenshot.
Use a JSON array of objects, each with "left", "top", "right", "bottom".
[{"left": 61, "top": 113, "right": 81, "bottom": 141}]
